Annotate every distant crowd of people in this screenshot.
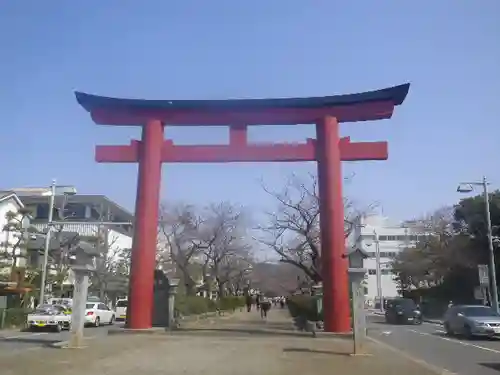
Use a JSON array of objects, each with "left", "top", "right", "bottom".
[{"left": 245, "top": 294, "right": 286, "bottom": 318}]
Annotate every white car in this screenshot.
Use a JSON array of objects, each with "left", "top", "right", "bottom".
[
  {"left": 27, "top": 304, "right": 72, "bottom": 332},
  {"left": 115, "top": 299, "right": 128, "bottom": 321},
  {"left": 85, "top": 302, "right": 116, "bottom": 327}
]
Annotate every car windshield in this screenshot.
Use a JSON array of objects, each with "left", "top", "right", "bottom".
[
  {"left": 462, "top": 306, "right": 499, "bottom": 317},
  {"left": 86, "top": 303, "right": 95, "bottom": 309},
  {"left": 116, "top": 300, "right": 128, "bottom": 307},
  {"left": 393, "top": 299, "right": 417, "bottom": 309},
  {"left": 34, "top": 306, "right": 55, "bottom": 314}
]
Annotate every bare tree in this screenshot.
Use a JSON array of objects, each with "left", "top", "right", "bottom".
[
  {"left": 158, "top": 203, "right": 207, "bottom": 295},
  {"left": 82, "top": 227, "right": 130, "bottom": 301},
  {"left": 200, "top": 202, "right": 252, "bottom": 297},
  {"left": 158, "top": 202, "right": 254, "bottom": 297},
  {"left": 258, "top": 173, "right": 367, "bottom": 284}
]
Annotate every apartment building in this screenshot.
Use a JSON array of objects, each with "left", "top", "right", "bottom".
[{"left": 350, "top": 214, "right": 429, "bottom": 305}]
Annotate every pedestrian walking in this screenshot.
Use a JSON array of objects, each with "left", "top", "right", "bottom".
[
  {"left": 260, "top": 296, "right": 271, "bottom": 319},
  {"left": 245, "top": 294, "right": 252, "bottom": 312}
]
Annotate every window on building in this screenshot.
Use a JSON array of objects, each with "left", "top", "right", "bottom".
[
  {"left": 36, "top": 204, "right": 50, "bottom": 219},
  {"left": 378, "top": 235, "right": 388, "bottom": 241},
  {"left": 368, "top": 269, "right": 376, "bottom": 275},
  {"left": 90, "top": 207, "right": 102, "bottom": 220},
  {"left": 63, "top": 203, "right": 87, "bottom": 219}
]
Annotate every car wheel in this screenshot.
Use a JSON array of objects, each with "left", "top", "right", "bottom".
[
  {"left": 463, "top": 324, "right": 473, "bottom": 339},
  {"left": 94, "top": 317, "right": 100, "bottom": 327},
  {"left": 109, "top": 315, "right": 115, "bottom": 325},
  {"left": 444, "top": 322, "right": 453, "bottom": 335}
]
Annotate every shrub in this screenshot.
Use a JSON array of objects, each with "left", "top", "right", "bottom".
[
  {"left": 0, "top": 308, "right": 31, "bottom": 329},
  {"left": 287, "top": 295, "right": 355, "bottom": 326},
  {"left": 287, "top": 295, "right": 322, "bottom": 321},
  {"left": 174, "top": 295, "right": 245, "bottom": 317},
  {"left": 175, "top": 296, "right": 216, "bottom": 316},
  {"left": 217, "top": 296, "right": 246, "bottom": 311}
]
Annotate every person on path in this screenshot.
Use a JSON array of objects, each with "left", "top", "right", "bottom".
[
  {"left": 260, "top": 295, "right": 271, "bottom": 319},
  {"left": 255, "top": 294, "right": 261, "bottom": 311},
  {"left": 245, "top": 294, "right": 252, "bottom": 312},
  {"left": 279, "top": 298, "right": 285, "bottom": 309}
]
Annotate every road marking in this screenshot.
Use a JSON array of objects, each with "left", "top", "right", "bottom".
[
  {"left": 367, "top": 336, "right": 456, "bottom": 375},
  {"left": 2, "top": 332, "right": 48, "bottom": 340},
  {"left": 407, "top": 328, "right": 500, "bottom": 354}
]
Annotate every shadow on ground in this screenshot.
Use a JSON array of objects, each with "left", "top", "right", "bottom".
[
  {"left": 480, "top": 363, "right": 500, "bottom": 372},
  {"left": 283, "top": 347, "right": 352, "bottom": 356},
  {"left": 0, "top": 337, "right": 61, "bottom": 347},
  {"left": 171, "top": 326, "right": 316, "bottom": 339}
]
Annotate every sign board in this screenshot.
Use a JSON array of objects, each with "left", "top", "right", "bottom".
[
  {"left": 478, "top": 264, "right": 490, "bottom": 286},
  {"left": 474, "top": 286, "right": 484, "bottom": 300}
]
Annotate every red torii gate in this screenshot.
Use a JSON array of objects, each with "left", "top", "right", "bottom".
[{"left": 75, "top": 83, "right": 410, "bottom": 332}]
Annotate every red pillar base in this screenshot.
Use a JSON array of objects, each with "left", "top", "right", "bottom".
[
  {"left": 126, "top": 120, "right": 164, "bottom": 329},
  {"left": 316, "top": 116, "right": 351, "bottom": 333}
]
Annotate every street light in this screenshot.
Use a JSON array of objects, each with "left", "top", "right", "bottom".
[
  {"left": 39, "top": 180, "right": 77, "bottom": 304},
  {"left": 457, "top": 176, "right": 499, "bottom": 314},
  {"left": 363, "top": 230, "right": 384, "bottom": 312}
]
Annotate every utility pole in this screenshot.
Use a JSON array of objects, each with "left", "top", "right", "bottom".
[
  {"left": 483, "top": 177, "right": 499, "bottom": 314},
  {"left": 39, "top": 180, "right": 56, "bottom": 305},
  {"left": 374, "top": 230, "right": 384, "bottom": 312}
]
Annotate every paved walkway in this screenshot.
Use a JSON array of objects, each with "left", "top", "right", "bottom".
[{"left": 3, "top": 308, "right": 441, "bottom": 375}]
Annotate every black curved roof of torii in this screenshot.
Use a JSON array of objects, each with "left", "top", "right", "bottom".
[{"left": 75, "top": 83, "right": 410, "bottom": 112}]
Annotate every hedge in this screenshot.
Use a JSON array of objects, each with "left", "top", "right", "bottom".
[
  {"left": 174, "top": 296, "right": 246, "bottom": 317},
  {"left": 287, "top": 295, "right": 322, "bottom": 321},
  {"left": 0, "top": 297, "right": 247, "bottom": 330},
  {"left": 0, "top": 308, "right": 32, "bottom": 329},
  {"left": 287, "top": 295, "right": 354, "bottom": 323}
]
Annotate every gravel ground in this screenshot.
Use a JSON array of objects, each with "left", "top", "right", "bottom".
[{"left": 3, "top": 310, "right": 442, "bottom": 375}]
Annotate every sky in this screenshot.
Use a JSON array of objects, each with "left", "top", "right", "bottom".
[{"left": 1, "top": 1, "right": 499, "bottom": 222}]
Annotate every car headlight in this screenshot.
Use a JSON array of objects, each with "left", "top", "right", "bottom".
[
  {"left": 414, "top": 310, "right": 421, "bottom": 315},
  {"left": 474, "top": 321, "right": 486, "bottom": 327}
]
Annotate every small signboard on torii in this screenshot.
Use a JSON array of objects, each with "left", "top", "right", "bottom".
[{"left": 478, "top": 264, "right": 489, "bottom": 286}]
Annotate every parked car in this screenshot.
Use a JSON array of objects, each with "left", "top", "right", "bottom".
[
  {"left": 385, "top": 298, "right": 422, "bottom": 325},
  {"left": 444, "top": 305, "right": 500, "bottom": 339},
  {"left": 27, "top": 304, "right": 72, "bottom": 332},
  {"left": 85, "top": 302, "right": 115, "bottom": 327},
  {"left": 115, "top": 299, "right": 128, "bottom": 321}
]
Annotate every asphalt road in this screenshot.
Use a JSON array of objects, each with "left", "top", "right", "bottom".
[
  {"left": 0, "top": 323, "right": 120, "bottom": 355},
  {"left": 367, "top": 313, "right": 500, "bottom": 375}
]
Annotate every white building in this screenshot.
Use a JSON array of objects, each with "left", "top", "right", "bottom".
[
  {"left": 0, "top": 192, "right": 27, "bottom": 281},
  {"left": 350, "top": 214, "right": 426, "bottom": 305}
]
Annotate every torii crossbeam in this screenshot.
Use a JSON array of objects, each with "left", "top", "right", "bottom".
[{"left": 75, "top": 83, "right": 410, "bottom": 333}]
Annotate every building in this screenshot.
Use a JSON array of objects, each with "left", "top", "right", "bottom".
[
  {"left": 0, "top": 189, "right": 134, "bottom": 297},
  {"left": 0, "top": 191, "right": 27, "bottom": 285},
  {"left": 350, "top": 214, "right": 428, "bottom": 306}
]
